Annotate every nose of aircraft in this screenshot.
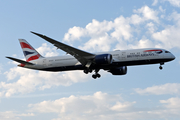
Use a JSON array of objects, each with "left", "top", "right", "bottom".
[{"left": 171, "top": 53, "right": 175, "bottom": 60}]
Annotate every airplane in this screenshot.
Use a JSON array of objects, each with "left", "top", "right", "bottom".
[{"left": 6, "top": 31, "right": 175, "bottom": 79}]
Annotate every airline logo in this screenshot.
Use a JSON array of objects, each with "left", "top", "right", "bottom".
[
  {"left": 127, "top": 49, "right": 163, "bottom": 58},
  {"left": 144, "top": 49, "right": 162, "bottom": 54},
  {"left": 19, "top": 39, "right": 42, "bottom": 62}
]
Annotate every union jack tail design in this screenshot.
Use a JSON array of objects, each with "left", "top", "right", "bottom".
[{"left": 19, "top": 39, "right": 43, "bottom": 62}]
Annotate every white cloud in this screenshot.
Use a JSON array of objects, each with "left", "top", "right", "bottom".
[
  {"left": 152, "top": 0, "right": 180, "bottom": 7},
  {"left": 110, "top": 101, "right": 136, "bottom": 111},
  {"left": 64, "top": 26, "right": 87, "bottom": 42},
  {"left": 1, "top": 67, "right": 91, "bottom": 97},
  {"left": 152, "top": 24, "right": 180, "bottom": 49},
  {"left": 36, "top": 43, "right": 59, "bottom": 57},
  {"left": 150, "top": 11, "right": 180, "bottom": 49},
  {"left": 111, "top": 16, "right": 133, "bottom": 40},
  {"left": 79, "top": 33, "right": 113, "bottom": 52},
  {"left": 135, "top": 83, "right": 180, "bottom": 95},
  {"left": 152, "top": 0, "right": 159, "bottom": 6},
  {"left": 164, "top": 0, "right": 180, "bottom": 7},
  {"left": 133, "top": 5, "right": 159, "bottom": 23},
  {"left": 160, "top": 97, "right": 180, "bottom": 108},
  {"left": 29, "top": 91, "right": 141, "bottom": 120},
  {"left": 159, "top": 6, "right": 166, "bottom": 13},
  {"left": 129, "top": 14, "right": 144, "bottom": 25},
  {"left": 28, "top": 91, "right": 180, "bottom": 120},
  {"left": 0, "top": 111, "right": 34, "bottom": 120},
  {"left": 86, "top": 19, "right": 113, "bottom": 38},
  {"left": 63, "top": 5, "right": 162, "bottom": 52}
]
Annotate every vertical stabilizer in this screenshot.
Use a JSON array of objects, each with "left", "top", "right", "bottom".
[{"left": 19, "top": 39, "right": 43, "bottom": 61}]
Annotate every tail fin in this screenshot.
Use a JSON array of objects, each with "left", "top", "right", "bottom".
[{"left": 19, "top": 39, "right": 43, "bottom": 62}]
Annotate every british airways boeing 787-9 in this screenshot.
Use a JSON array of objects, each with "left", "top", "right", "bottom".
[{"left": 6, "top": 32, "right": 175, "bottom": 79}]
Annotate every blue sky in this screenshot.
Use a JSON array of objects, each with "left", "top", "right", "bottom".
[{"left": 0, "top": 0, "right": 180, "bottom": 120}]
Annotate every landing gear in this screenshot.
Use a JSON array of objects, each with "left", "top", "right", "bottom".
[
  {"left": 84, "top": 68, "right": 101, "bottom": 79},
  {"left": 92, "top": 73, "right": 101, "bottom": 79},
  {"left": 92, "top": 69, "right": 101, "bottom": 79},
  {"left": 159, "top": 66, "right": 163, "bottom": 70},
  {"left": 159, "top": 62, "right": 164, "bottom": 70},
  {"left": 83, "top": 69, "right": 92, "bottom": 74}
]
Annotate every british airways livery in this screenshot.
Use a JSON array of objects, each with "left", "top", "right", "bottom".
[{"left": 6, "top": 32, "right": 175, "bottom": 79}]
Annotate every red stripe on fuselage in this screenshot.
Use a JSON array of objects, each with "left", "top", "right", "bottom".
[
  {"left": 20, "top": 63, "right": 25, "bottom": 67},
  {"left": 27, "top": 54, "right": 40, "bottom": 62},
  {"left": 144, "top": 50, "right": 162, "bottom": 52},
  {"left": 20, "top": 42, "right": 34, "bottom": 50}
]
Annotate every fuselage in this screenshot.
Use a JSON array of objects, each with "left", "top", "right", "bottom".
[{"left": 21, "top": 48, "right": 175, "bottom": 72}]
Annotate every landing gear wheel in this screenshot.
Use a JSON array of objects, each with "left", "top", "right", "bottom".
[
  {"left": 92, "top": 74, "right": 97, "bottom": 79},
  {"left": 159, "top": 66, "right": 163, "bottom": 70},
  {"left": 96, "top": 74, "right": 101, "bottom": 78},
  {"left": 84, "top": 69, "right": 89, "bottom": 74},
  {"left": 92, "top": 69, "right": 101, "bottom": 79},
  {"left": 84, "top": 69, "right": 93, "bottom": 74}
]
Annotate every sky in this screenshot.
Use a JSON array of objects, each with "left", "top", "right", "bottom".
[{"left": 0, "top": 0, "right": 180, "bottom": 120}]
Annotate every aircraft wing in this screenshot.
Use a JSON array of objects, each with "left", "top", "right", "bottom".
[
  {"left": 6, "top": 57, "right": 34, "bottom": 65},
  {"left": 31, "top": 31, "right": 95, "bottom": 66}
]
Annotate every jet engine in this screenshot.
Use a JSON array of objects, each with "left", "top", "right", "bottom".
[
  {"left": 109, "top": 66, "right": 127, "bottom": 75},
  {"left": 94, "top": 54, "right": 112, "bottom": 65}
]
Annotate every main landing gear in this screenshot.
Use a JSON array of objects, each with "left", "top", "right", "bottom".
[
  {"left": 83, "top": 69, "right": 92, "bottom": 74},
  {"left": 83, "top": 68, "right": 101, "bottom": 79},
  {"left": 92, "top": 69, "right": 101, "bottom": 79},
  {"left": 159, "top": 62, "right": 164, "bottom": 70}
]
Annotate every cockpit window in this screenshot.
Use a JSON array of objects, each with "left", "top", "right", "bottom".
[{"left": 165, "top": 51, "right": 170, "bottom": 53}]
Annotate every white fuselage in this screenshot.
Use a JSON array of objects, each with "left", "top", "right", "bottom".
[{"left": 22, "top": 48, "right": 175, "bottom": 72}]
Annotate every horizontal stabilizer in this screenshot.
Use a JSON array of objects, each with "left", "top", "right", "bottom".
[{"left": 6, "top": 57, "right": 34, "bottom": 65}]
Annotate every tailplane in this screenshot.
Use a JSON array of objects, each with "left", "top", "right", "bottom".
[{"left": 19, "top": 39, "right": 43, "bottom": 61}]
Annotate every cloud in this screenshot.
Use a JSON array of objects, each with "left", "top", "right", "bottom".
[
  {"left": 133, "top": 5, "right": 159, "bottom": 23},
  {"left": 28, "top": 91, "right": 139, "bottom": 120},
  {"left": 36, "top": 43, "right": 59, "bottom": 57},
  {"left": 152, "top": 0, "right": 159, "bottom": 6},
  {"left": 135, "top": 83, "right": 180, "bottom": 95},
  {"left": 28, "top": 91, "right": 180, "bottom": 120},
  {"left": 152, "top": 25, "right": 180, "bottom": 49},
  {"left": 164, "top": 0, "right": 180, "bottom": 7},
  {"left": 0, "top": 111, "right": 34, "bottom": 120},
  {"left": 1, "top": 67, "right": 91, "bottom": 97},
  {"left": 64, "top": 26, "right": 87, "bottom": 42},
  {"left": 152, "top": 11, "right": 180, "bottom": 49},
  {"left": 63, "top": 6, "right": 161, "bottom": 52},
  {"left": 160, "top": 97, "right": 180, "bottom": 109},
  {"left": 152, "top": 0, "right": 180, "bottom": 7}
]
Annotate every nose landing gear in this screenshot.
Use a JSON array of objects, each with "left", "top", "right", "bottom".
[
  {"left": 159, "top": 62, "right": 164, "bottom": 70},
  {"left": 159, "top": 66, "right": 163, "bottom": 70}
]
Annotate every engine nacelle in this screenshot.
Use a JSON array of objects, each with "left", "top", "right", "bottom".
[
  {"left": 109, "top": 66, "right": 127, "bottom": 75},
  {"left": 94, "top": 54, "right": 113, "bottom": 65}
]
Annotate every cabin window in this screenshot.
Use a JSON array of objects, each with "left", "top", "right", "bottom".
[{"left": 165, "top": 51, "right": 170, "bottom": 53}]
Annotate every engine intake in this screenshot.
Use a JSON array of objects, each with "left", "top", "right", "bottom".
[
  {"left": 94, "top": 54, "right": 112, "bottom": 65},
  {"left": 109, "top": 66, "right": 127, "bottom": 75}
]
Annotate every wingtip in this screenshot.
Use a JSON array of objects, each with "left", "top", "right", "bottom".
[
  {"left": 30, "top": 31, "right": 45, "bottom": 37},
  {"left": 30, "top": 31, "right": 37, "bottom": 35}
]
